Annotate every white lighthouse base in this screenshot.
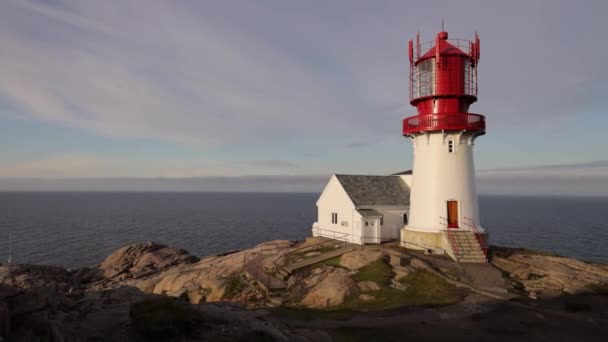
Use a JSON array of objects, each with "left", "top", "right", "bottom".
[
  {"left": 401, "top": 227, "right": 489, "bottom": 262},
  {"left": 400, "top": 228, "right": 444, "bottom": 252}
]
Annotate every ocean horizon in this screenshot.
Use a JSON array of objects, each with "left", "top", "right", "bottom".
[{"left": 0, "top": 191, "right": 606, "bottom": 268}]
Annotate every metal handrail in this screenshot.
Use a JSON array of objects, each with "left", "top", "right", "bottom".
[
  {"left": 403, "top": 113, "right": 485, "bottom": 135},
  {"left": 242, "top": 244, "right": 286, "bottom": 288},
  {"left": 440, "top": 216, "right": 460, "bottom": 258},
  {"left": 415, "top": 38, "right": 477, "bottom": 58},
  {"left": 409, "top": 37, "right": 479, "bottom": 101},
  {"left": 463, "top": 217, "right": 488, "bottom": 258},
  {"left": 276, "top": 228, "right": 349, "bottom": 268}
]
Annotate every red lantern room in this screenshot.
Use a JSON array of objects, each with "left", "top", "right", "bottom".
[{"left": 403, "top": 31, "right": 485, "bottom": 135}]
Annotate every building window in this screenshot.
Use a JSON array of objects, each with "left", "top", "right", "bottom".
[
  {"left": 380, "top": 216, "right": 384, "bottom": 226},
  {"left": 365, "top": 221, "right": 369, "bottom": 227},
  {"left": 448, "top": 139, "right": 454, "bottom": 153},
  {"left": 331, "top": 212, "right": 338, "bottom": 224},
  {"left": 403, "top": 213, "right": 409, "bottom": 225},
  {"left": 417, "top": 59, "right": 435, "bottom": 97}
]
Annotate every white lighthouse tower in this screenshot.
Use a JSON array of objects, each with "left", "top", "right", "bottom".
[{"left": 400, "top": 30, "right": 488, "bottom": 262}]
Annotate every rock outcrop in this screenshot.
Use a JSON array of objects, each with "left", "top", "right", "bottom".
[
  {"left": 301, "top": 268, "right": 359, "bottom": 308},
  {"left": 491, "top": 248, "right": 608, "bottom": 296},
  {"left": 339, "top": 249, "right": 385, "bottom": 270},
  {"left": 99, "top": 241, "right": 199, "bottom": 279},
  {"left": 1, "top": 240, "right": 607, "bottom": 341}
]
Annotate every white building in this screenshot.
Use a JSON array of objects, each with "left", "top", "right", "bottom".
[{"left": 313, "top": 174, "right": 412, "bottom": 245}]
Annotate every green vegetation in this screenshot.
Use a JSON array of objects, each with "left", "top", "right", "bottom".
[
  {"left": 129, "top": 297, "right": 203, "bottom": 338},
  {"left": 224, "top": 272, "right": 247, "bottom": 298},
  {"left": 333, "top": 269, "right": 468, "bottom": 311},
  {"left": 274, "top": 269, "right": 468, "bottom": 319},
  {"left": 352, "top": 259, "right": 393, "bottom": 286},
  {"left": 321, "top": 255, "right": 344, "bottom": 268}
]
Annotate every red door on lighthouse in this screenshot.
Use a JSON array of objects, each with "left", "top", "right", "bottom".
[{"left": 447, "top": 201, "right": 459, "bottom": 228}]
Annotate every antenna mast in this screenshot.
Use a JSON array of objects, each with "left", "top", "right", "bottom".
[{"left": 8, "top": 232, "right": 12, "bottom": 266}]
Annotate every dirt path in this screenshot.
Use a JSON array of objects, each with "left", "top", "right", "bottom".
[{"left": 265, "top": 294, "right": 608, "bottom": 341}]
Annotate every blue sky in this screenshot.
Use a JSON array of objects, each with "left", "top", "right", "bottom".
[{"left": 0, "top": 0, "right": 607, "bottom": 194}]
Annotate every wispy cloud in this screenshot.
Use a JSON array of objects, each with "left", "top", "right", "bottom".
[
  {"left": 0, "top": 174, "right": 329, "bottom": 193},
  {"left": 0, "top": 153, "right": 303, "bottom": 178},
  {"left": 478, "top": 161, "right": 608, "bottom": 196},
  {"left": 0, "top": 1, "right": 607, "bottom": 183},
  {"left": 2, "top": 0, "right": 604, "bottom": 150},
  {"left": 0, "top": 0, "right": 386, "bottom": 148}
]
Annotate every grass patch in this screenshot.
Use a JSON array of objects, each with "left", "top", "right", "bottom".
[
  {"left": 274, "top": 269, "right": 468, "bottom": 317},
  {"left": 321, "top": 256, "right": 343, "bottom": 268},
  {"left": 224, "top": 272, "right": 246, "bottom": 298},
  {"left": 332, "top": 269, "right": 468, "bottom": 311},
  {"left": 352, "top": 259, "right": 393, "bottom": 286}
]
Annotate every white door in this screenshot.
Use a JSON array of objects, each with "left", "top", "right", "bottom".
[{"left": 363, "top": 220, "right": 379, "bottom": 244}]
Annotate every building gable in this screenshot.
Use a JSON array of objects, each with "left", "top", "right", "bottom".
[
  {"left": 316, "top": 175, "right": 356, "bottom": 210},
  {"left": 335, "top": 175, "right": 410, "bottom": 207}
]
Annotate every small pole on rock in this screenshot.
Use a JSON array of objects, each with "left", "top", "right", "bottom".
[
  {"left": 7, "top": 232, "right": 13, "bottom": 279},
  {"left": 8, "top": 232, "right": 12, "bottom": 266}
]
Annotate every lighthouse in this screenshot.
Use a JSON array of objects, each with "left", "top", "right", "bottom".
[{"left": 400, "top": 30, "right": 488, "bottom": 262}]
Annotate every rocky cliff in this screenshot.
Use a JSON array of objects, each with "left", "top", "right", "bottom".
[{"left": 0, "top": 240, "right": 607, "bottom": 341}]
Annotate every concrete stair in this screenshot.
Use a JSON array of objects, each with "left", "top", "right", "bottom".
[
  {"left": 243, "top": 255, "right": 287, "bottom": 293},
  {"left": 277, "top": 245, "right": 358, "bottom": 281},
  {"left": 446, "top": 230, "right": 487, "bottom": 263},
  {"left": 244, "top": 244, "right": 358, "bottom": 307}
]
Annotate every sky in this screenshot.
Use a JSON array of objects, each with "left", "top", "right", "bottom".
[{"left": 0, "top": 0, "right": 607, "bottom": 195}]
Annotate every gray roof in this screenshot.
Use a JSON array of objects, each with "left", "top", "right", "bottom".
[
  {"left": 391, "top": 170, "right": 413, "bottom": 175},
  {"left": 335, "top": 175, "right": 410, "bottom": 207},
  {"left": 357, "top": 209, "right": 383, "bottom": 217}
]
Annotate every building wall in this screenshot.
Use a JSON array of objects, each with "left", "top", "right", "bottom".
[
  {"left": 314, "top": 175, "right": 363, "bottom": 244},
  {"left": 399, "top": 174, "right": 413, "bottom": 188},
  {"left": 376, "top": 209, "right": 408, "bottom": 240},
  {"left": 404, "top": 132, "right": 484, "bottom": 235}
]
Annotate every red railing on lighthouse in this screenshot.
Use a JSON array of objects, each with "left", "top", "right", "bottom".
[{"left": 403, "top": 113, "right": 485, "bottom": 135}]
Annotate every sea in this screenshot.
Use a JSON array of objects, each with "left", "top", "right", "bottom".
[{"left": 0, "top": 192, "right": 606, "bottom": 268}]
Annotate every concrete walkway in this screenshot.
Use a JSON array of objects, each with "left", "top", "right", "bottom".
[
  {"left": 283, "top": 245, "right": 358, "bottom": 274},
  {"left": 386, "top": 245, "right": 514, "bottom": 300}
]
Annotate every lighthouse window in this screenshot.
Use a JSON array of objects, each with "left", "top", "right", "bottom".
[
  {"left": 448, "top": 139, "right": 454, "bottom": 153},
  {"left": 464, "top": 62, "right": 472, "bottom": 95},
  {"left": 417, "top": 59, "right": 435, "bottom": 97},
  {"left": 403, "top": 213, "right": 409, "bottom": 225}
]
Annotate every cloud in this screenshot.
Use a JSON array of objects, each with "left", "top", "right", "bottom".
[
  {"left": 1, "top": 0, "right": 604, "bottom": 152},
  {"left": 0, "top": 175, "right": 329, "bottom": 193},
  {"left": 477, "top": 161, "right": 608, "bottom": 196},
  {"left": 343, "top": 140, "right": 379, "bottom": 149},
  {"left": 248, "top": 159, "right": 299, "bottom": 169},
  {"left": 1, "top": 158, "right": 606, "bottom": 196},
  {"left": 0, "top": 154, "right": 303, "bottom": 178},
  {"left": 0, "top": 0, "right": 385, "bottom": 148},
  {"left": 0, "top": 154, "right": 112, "bottom": 178}
]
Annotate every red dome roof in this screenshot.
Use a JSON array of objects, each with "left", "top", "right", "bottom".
[{"left": 420, "top": 39, "right": 468, "bottom": 60}]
